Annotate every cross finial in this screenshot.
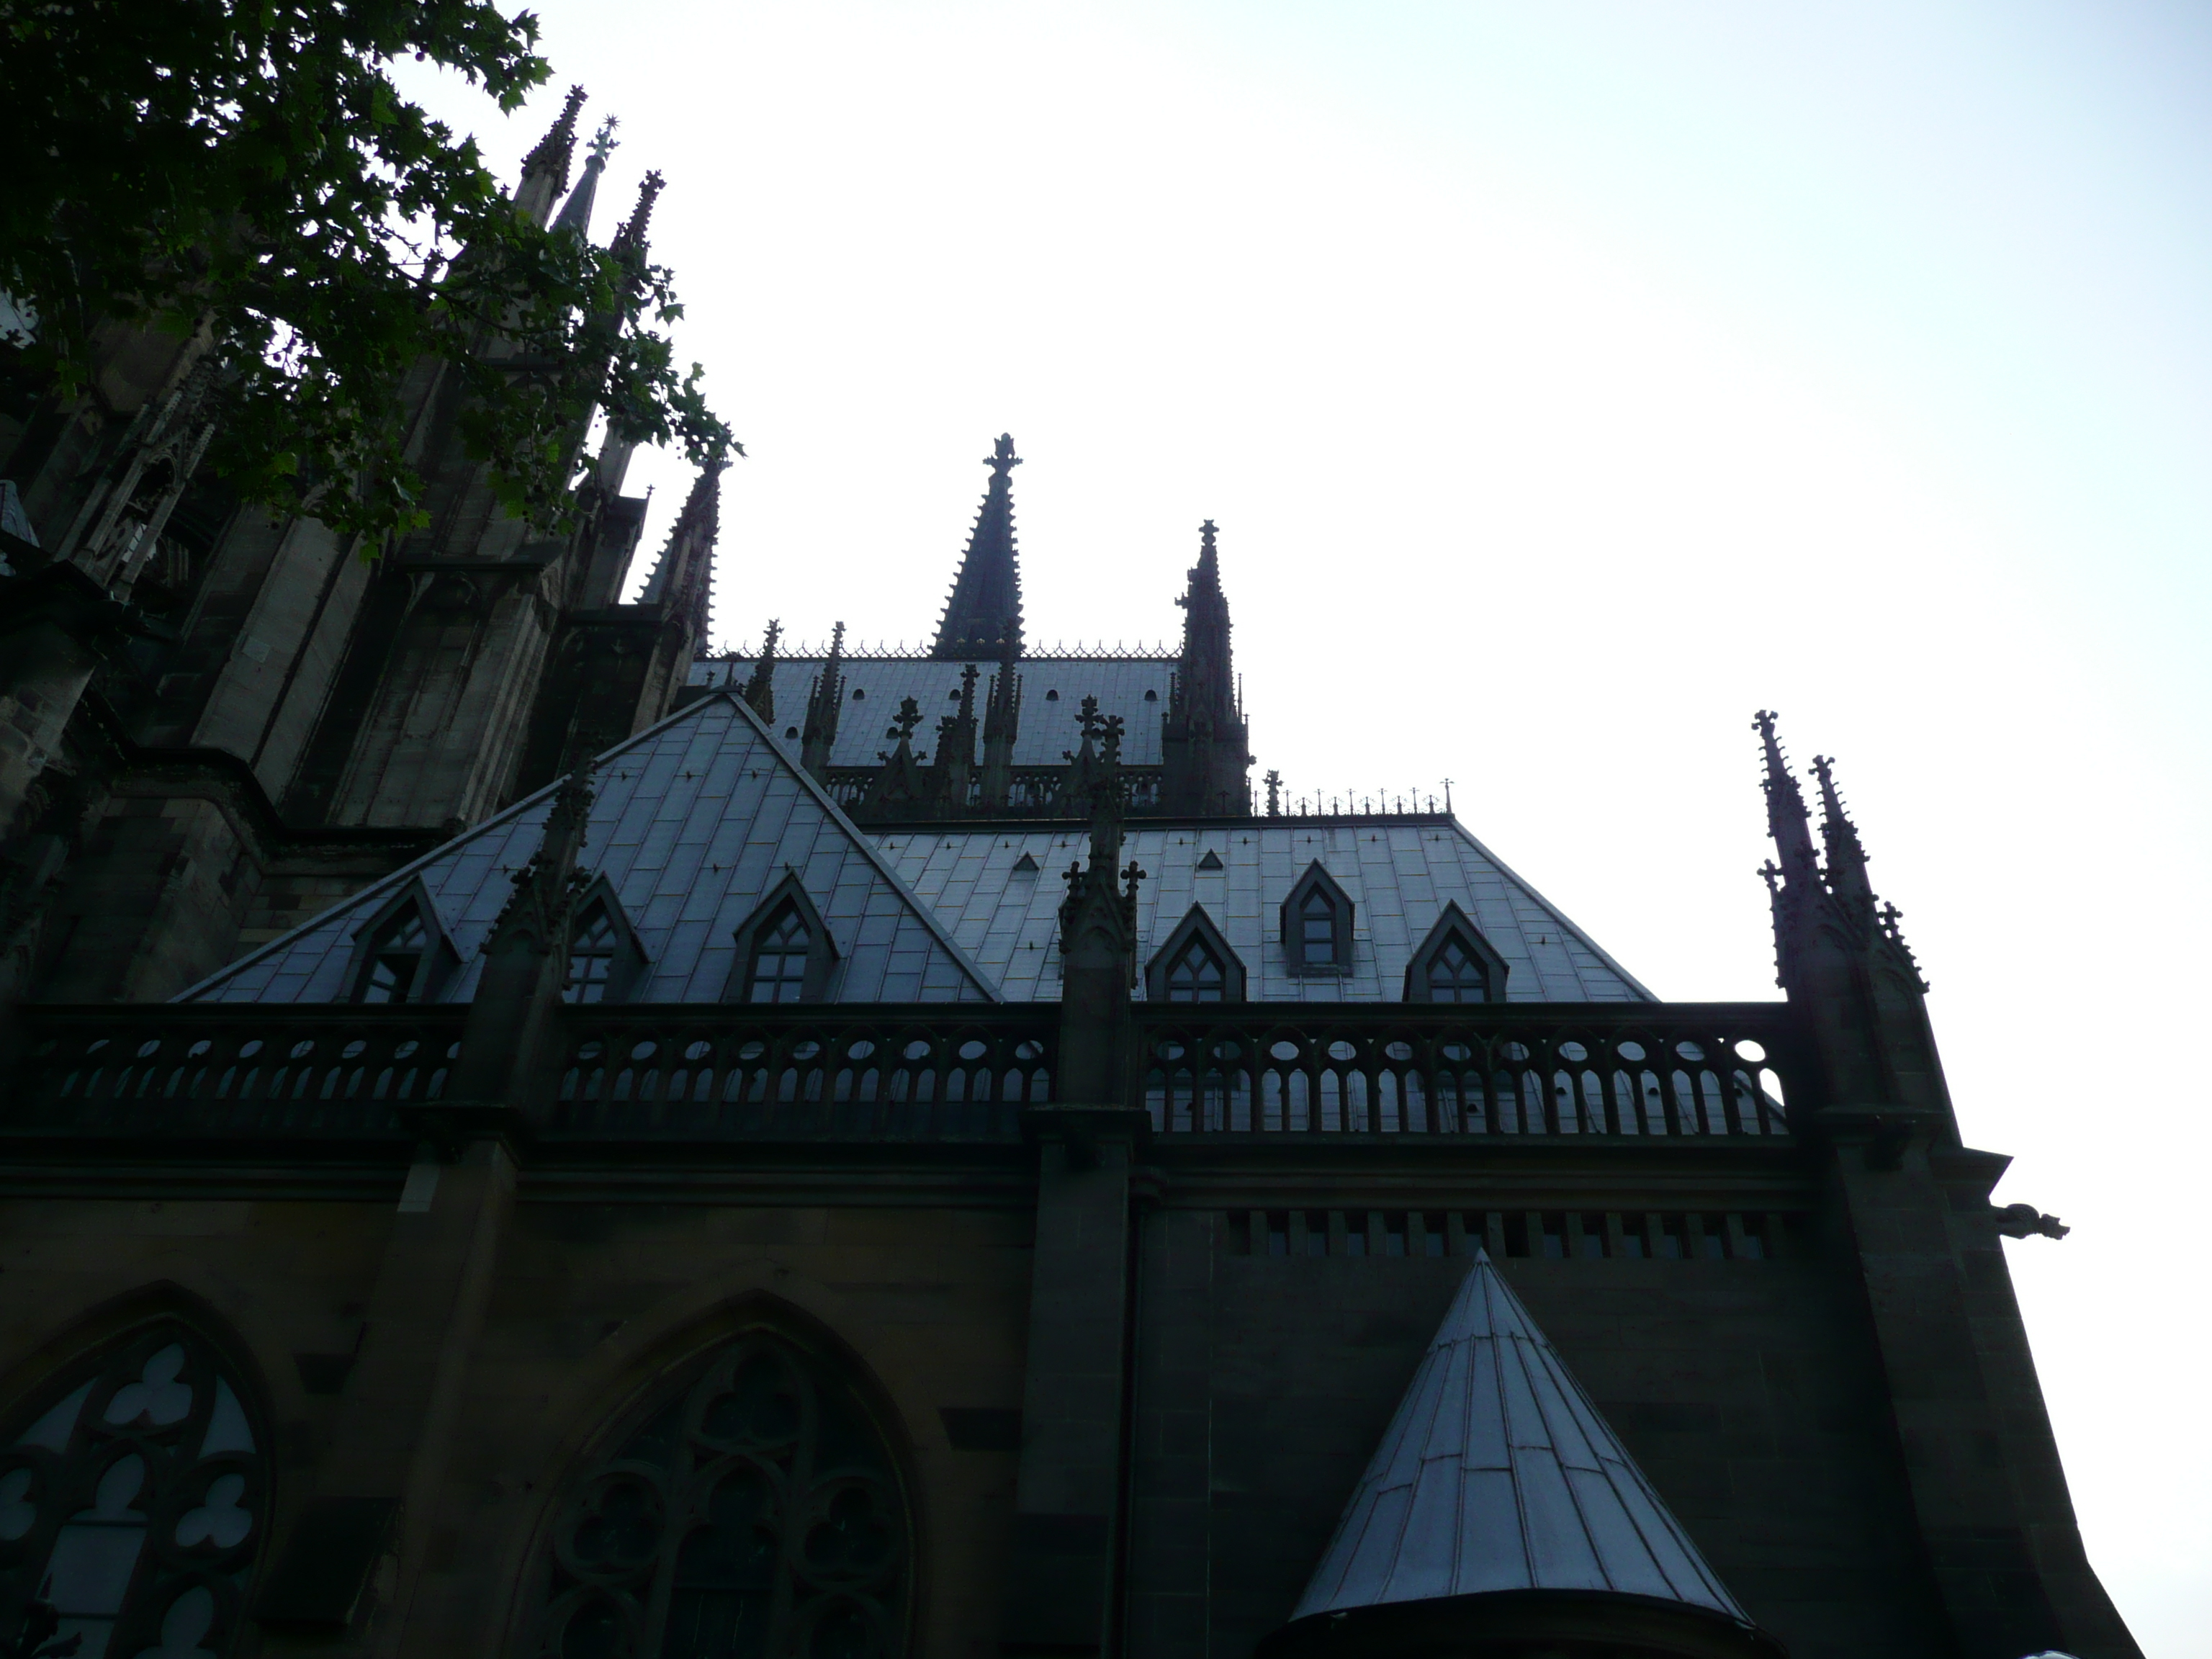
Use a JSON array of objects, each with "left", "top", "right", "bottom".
[
  {"left": 587, "top": 114, "right": 620, "bottom": 166},
  {"left": 1077, "top": 694, "right": 1102, "bottom": 739},
  {"left": 1200, "top": 518, "right": 1217, "bottom": 552},
  {"left": 986, "top": 433, "right": 1022, "bottom": 477},
  {"left": 888, "top": 696, "right": 923, "bottom": 742},
  {"left": 761, "top": 618, "right": 781, "bottom": 654}
]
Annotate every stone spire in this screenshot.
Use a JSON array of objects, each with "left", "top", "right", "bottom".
[
  {"left": 1810, "top": 752, "right": 1875, "bottom": 928},
  {"left": 516, "top": 85, "right": 587, "bottom": 225},
  {"left": 1262, "top": 1252, "right": 1781, "bottom": 1659},
  {"left": 800, "top": 622, "right": 847, "bottom": 781},
  {"left": 637, "top": 464, "right": 720, "bottom": 639},
  {"left": 979, "top": 628, "right": 1022, "bottom": 809},
  {"left": 1753, "top": 709, "right": 1818, "bottom": 887},
  {"left": 552, "top": 116, "right": 619, "bottom": 238},
  {"left": 932, "top": 435, "right": 1024, "bottom": 660},
  {"left": 1161, "top": 519, "right": 1252, "bottom": 815},
  {"left": 611, "top": 170, "right": 665, "bottom": 264},
  {"left": 1056, "top": 698, "right": 1141, "bottom": 1102},
  {"left": 930, "top": 662, "right": 980, "bottom": 812},
  {"left": 740, "top": 620, "right": 781, "bottom": 723}
]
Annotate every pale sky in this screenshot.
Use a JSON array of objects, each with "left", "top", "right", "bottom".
[{"left": 402, "top": 4, "right": 2212, "bottom": 1648}]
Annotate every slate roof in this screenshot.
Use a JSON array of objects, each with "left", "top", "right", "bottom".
[
  {"left": 181, "top": 694, "right": 995, "bottom": 1005},
  {"left": 874, "top": 822, "right": 1651, "bottom": 1004},
  {"left": 1292, "top": 1252, "right": 1749, "bottom": 1622},
  {"left": 690, "top": 655, "right": 1177, "bottom": 768}
]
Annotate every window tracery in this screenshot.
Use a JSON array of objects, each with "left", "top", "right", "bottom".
[
  {"left": 531, "top": 1329, "right": 908, "bottom": 1659},
  {"left": 746, "top": 907, "right": 811, "bottom": 1004},
  {"left": 567, "top": 907, "right": 621, "bottom": 1004},
  {"left": 0, "top": 1326, "right": 265, "bottom": 1659},
  {"left": 359, "top": 908, "right": 429, "bottom": 1004},
  {"left": 1165, "top": 935, "right": 1226, "bottom": 1003},
  {"left": 1425, "top": 936, "right": 1488, "bottom": 1003}
]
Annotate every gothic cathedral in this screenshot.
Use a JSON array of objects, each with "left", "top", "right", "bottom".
[{"left": 0, "top": 94, "right": 2139, "bottom": 1659}]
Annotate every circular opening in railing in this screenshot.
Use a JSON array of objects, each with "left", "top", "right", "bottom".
[
  {"left": 136, "top": 1039, "right": 161, "bottom": 1058},
  {"left": 186, "top": 1040, "right": 211, "bottom": 1059},
  {"left": 1616, "top": 1040, "right": 1647, "bottom": 1064},
  {"left": 1734, "top": 1038, "right": 1767, "bottom": 1064},
  {"left": 1155, "top": 1041, "right": 1186, "bottom": 1062},
  {"left": 1326, "top": 1040, "right": 1357, "bottom": 1063},
  {"left": 1381, "top": 1040, "right": 1412, "bottom": 1062},
  {"left": 791, "top": 1041, "right": 823, "bottom": 1061},
  {"left": 1558, "top": 1040, "right": 1588, "bottom": 1064},
  {"left": 1269, "top": 1040, "right": 1300, "bottom": 1063},
  {"left": 238, "top": 1040, "right": 263, "bottom": 1059},
  {"left": 1013, "top": 1041, "right": 1043, "bottom": 1062},
  {"left": 1500, "top": 1041, "right": 1530, "bottom": 1064},
  {"left": 739, "top": 1041, "right": 767, "bottom": 1062},
  {"left": 846, "top": 1040, "right": 876, "bottom": 1062},
  {"left": 957, "top": 1040, "right": 988, "bottom": 1062},
  {"left": 902, "top": 1040, "right": 931, "bottom": 1062},
  {"left": 1675, "top": 1040, "right": 1706, "bottom": 1063},
  {"left": 1212, "top": 1041, "right": 1242, "bottom": 1061},
  {"left": 629, "top": 1041, "right": 657, "bottom": 1061},
  {"left": 1440, "top": 1042, "right": 1471, "bottom": 1063},
  {"left": 394, "top": 1040, "right": 418, "bottom": 1060},
  {"left": 289, "top": 1040, "right": 315, "bottom": 1059},
  {"left": 683, "top": 1040, "right": 712, "bottom": 1061},
  {"left": 342, "top": 1040, "right": 367, "bottom": 1060}
]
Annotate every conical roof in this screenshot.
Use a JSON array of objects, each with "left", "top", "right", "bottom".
[{"left": 1292, "top": 1252, "right": 1750, "bottom": 1624}]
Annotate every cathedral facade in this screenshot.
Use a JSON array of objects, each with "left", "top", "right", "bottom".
[{"left": 0, "top": 97, "right": 2140, "bottom": 1659}]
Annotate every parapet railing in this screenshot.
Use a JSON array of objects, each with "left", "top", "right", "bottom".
[
  {"left": 1133, "top": 1002, "right": 1805, "bottom": 1141},
  {"left": 5, "top": 1001, "right": 1804, "bottom": 1149},
  {"left": 7, "top": 1005, "right": 467, "bottom": 1141},
  {"left": 3, "top": 1004, "right": 1057, "bottom": 1146},
  {"left": 546, "top": 1007, "right": 1054, "bottom": 1141}
]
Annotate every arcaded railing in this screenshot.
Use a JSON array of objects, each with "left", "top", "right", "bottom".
[
  {"left": 1133, "top": 1003, "right": 1803, "bottom": 1140},
  {"left": 5, "top": 1001, "right": 1803, "bottom": 1148},
  {"left": 545, "top": 1007, "right": 1054, "bottom": 1140}
]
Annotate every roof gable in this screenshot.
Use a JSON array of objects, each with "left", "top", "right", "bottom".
[{"left": 182, "top": 693, "right": 997, "bottom": 1005}]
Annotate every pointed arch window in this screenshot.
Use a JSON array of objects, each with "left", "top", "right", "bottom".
[
  {"left": 527, "top": 1323, "right": 911, "bottom": 1659},
  {"left": 1146, "top": 907, "right": 1246, "bottom": 1003},
  {"left": 0, "top": 1323, "right": 266, "bottom": 1659},
  {"left": 725, "top": 876, "right": 840, "bottom": 1004},
  {"left": 562, "top": 879, "right": 649, "bottom": 1004},
  {"left": 1282, "top": 862, "right": 1354, "bottom": 977},
  {"left": 346, "top": 881, "right": 458, "bottom": 1005},
  {"left": 1403, "top": 904, "right": 1511, "bottom": 1005}
]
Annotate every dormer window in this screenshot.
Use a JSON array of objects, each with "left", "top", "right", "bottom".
[
  {"left": 725, "top": 875, "right": 840, "bottom": 1004},
  {"left": 1166, "top": 935, "right": 1227, "bottom": 1002},
  {"left": 746, "top": 905, "right": 811, "bottom": 1003},
  {"left": 1282, "top": 862, "right": 1354, "bottom": 977},
  {"left": 565, "top": 907, "right": 619, "bottom": 1003},
  {"left": 1146, "top": 907, "right": 1246, "bottom": 1003},
  {"left": 361, "top": 910, "right": 428, "bottom": 1003},
  {"left": 1426, "top": 937, "right": 1488, "bottom": 1002},
  {"left": 1404, "top": 904, "right": 1511, "bottom": 1005},
  {"left": 562, "top": 879, "right": 649, "bottom": 1004},
  {"left": 346, "top": 881, "right": 459, "bottom": 1005}
]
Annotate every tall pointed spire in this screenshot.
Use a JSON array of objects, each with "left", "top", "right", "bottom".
[
  {"left": 637, "top": 464, "right": 720, "bottom": 639},
  {"left": 1264, "top": 1253, "right": 1780, "bottom": 1659},
  {"left": 1753, "top": 709, "right": 1817, "bottom": 884},
  {"left": 740, "top": 620, "right": 781, "bottom": 722},
  {"left": 800, "top": 622, "right": 846, "bottom": 781},
  {"left": 516, "top": 86, "right": 587, "bottom": 225},
  {"left": 552, "top": 116, "right": 619, "bottom": 238},
  {"left": 932, "top": 435, "right": 1024, "bottom": 660},
  {"left": 611, "top": 169, "right": 665, "bottom": 264},
  {"left": 1161, "top": 519, "right": 1251, "bottom": 815},
  {"left": 1810, "top": 753, "right": 1875, "bottom": 927}
]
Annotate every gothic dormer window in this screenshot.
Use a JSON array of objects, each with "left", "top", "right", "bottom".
[
  {"left": 346, "top": 881, "right": 458, "bottom": 1004},
  {"left": 725, "top": 875, "right": 840, "bottom": 1004},
  {"left": 562, "top": 880, "right": 648, "bottom": 1004},
  {"left": 1146, "top": 907, "right": 1246, "bottom": 1002},
  {"left": 1404, "top": 903, "right": 1511, "bottom": 1004},
  {"left": 1282, "top": 861, "right": 1354, "bottom": 977}
]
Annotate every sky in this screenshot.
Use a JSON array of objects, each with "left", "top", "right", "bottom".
[{"left": 403, "top": 4, "right": 2211, "bottom": 1647}]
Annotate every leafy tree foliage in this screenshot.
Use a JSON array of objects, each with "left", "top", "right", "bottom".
[{"left": 0, "top": 0, "right": 734, "bottom": 539}]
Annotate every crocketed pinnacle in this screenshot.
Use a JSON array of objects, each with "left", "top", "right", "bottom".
[
  {"left": 517, "top": 86, "right": 588, "bottom": 220},
  {"left": 1174, "top": 518, "right": 1236, "bottom": 726},
  {"left": 612, "top": 171, "right": 665, "bottom": 261},
  {"left": 637, "top": 465, "right": 721, "bottom": 642},
  {"left": 932, "top": 435, "right": 1024, "bottom": 660},
  {"left": 1753, "top": 710, "right": 1818, "bottom": 884},
  {"left": 1809, "top": 753, "right": 1875, "bottom": 923}
]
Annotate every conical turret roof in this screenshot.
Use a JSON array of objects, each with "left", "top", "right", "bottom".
[
  {"left": 932, "top": 433, "right": 1023, "bottom": 660},
  {"left": 1292, "top": 1252, "right": 1751, "bottom": 1625}
]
